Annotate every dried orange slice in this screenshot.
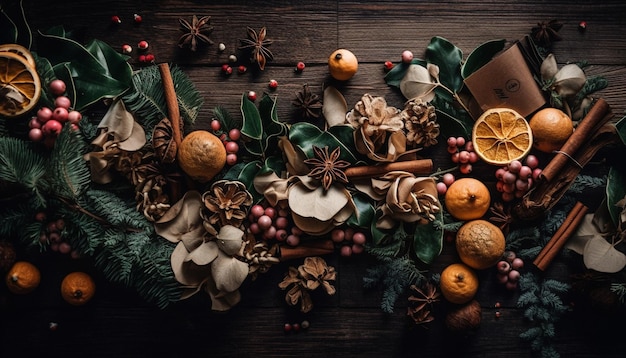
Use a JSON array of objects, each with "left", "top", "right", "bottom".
[
  {"left": 0, "top": 44, "right": 36, "bottom": 68},
  {"left": 0, "top": 50, "right": 41, "bottom": 117},
  {"left": 471, "top": 108, "right": 533, "bottom": 165}
]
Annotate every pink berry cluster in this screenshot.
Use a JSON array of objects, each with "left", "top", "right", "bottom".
[
  {"left": 210, "top": 119, "right": 241, "bottom": 166},
  {"left": 29, "top": 79, "right": 82, "bottom": 148},
  {"left": 35, "top": 213, "right": 80, "bottom": 259},
  {"left": 248, "top": 203, "right": 302, "bottom": 246},
  {"left": 494, "top": 155, "right": 542, "bottom": 202},
  {"left": 495, "top": 251, "right": 524, "bottom": 291},
  {"left": 436, "top": 172, "right": 456, "bottom": 195},
  {"left": 446, "top": 137, "right": 479, "bottom": 174},
  {"left": 331, "top": 227, "right": 367, "bottom": 257}
]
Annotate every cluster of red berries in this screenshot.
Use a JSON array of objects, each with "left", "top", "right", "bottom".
[
  {"left": 210, "top": 119, "right": 241, "bottom": 166},
  {"left": 248, "top": 203, "right": 302, "bottom": 247},
  {"left": 494, "top": 155, "right": 542, "bottom": 202},
  {"left": 435, "top": 172, "right": 456, "bottom": 195},
  {"left": 446, "top": 137, "right": 479, "bottom": 174},
  {"left": 495, "top": 250, "right": 524, "bottom": 291},
  {"left": 284, "top": 320, "right": 310, "bottom": 333},
  {"left": 35, "top": 213, "right": 80, "bottom": 259},
  {"left": 331, "top": 227, "right": 367, "bottom": 257},
  {"left": 29, "top": 79, "right": 82, "bottom": 148}
]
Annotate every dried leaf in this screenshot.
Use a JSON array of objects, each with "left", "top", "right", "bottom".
[
  {"left": 399, "top": 64, "right": 437, "bottom": 102},
  {"left": 155, "top": 191, "right": 205, "bottom": 243},
  {"left": 583, "top": 236, "right": 626, "bottom": 273},
  {"left": 323, "top": 86, "right": 348, "bottom": 127},
  {"left": 553, "top": 64, "right": 586, "bottom": 96},
  {"left": 205, "top": 279, "right": 241, "bottom": 311},
  {"left": 97, "top": 99, "right": 146, "bottom": 151},
  {"left": 211, "top": 252, "right": 249, "bottom": 293},
  {"left": 288, "top": 182, "right": 348, "bottom": 221},
  {"left": 171, "top": 241, "right": 211, "bottom": 286},
  {"left": 540, "top": 54, "right": 559, "bottom": 80},
  {"left": 216, "top": 225, "right": 245, "bottom": 256},
  {"left": 185, "top": 240, "right": 219, "bottom": 266}
]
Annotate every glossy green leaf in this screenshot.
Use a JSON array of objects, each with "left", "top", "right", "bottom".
[
  {"left": 606, "top": 165, "right": 626, "bottom": 227},
  {"left": 425, "top": 36, "right": 463, "bottom": 93},
  {"left": 346, "top": 192, "right": 376, "bottom": 229},
  {"left": 240, "top": 94, "right": 287, "bottom": 157},
  {"left": 461, "top": 39, "right": 506, "bottom": 79},
  {"left": 241, "top": 94, "right": 263, "bottom": 140},
  {"left": 259, "top": 155, "right": 286, "bottom": 176},
  {"left": 288, "top": 122, "right": 359, "bottom": 163},
  {"left": 223, "top": 160, "right": 264, "bottom": 203},
  {"left": 413, "top": 211, "right": 444, "bottom": 265},
  {"left": 384, "top": 59, "right": 428, "bottom": 88}
]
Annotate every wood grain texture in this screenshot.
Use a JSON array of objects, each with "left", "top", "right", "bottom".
[{"left": 2, "top": 0, "right": 626, "bottom": 357}]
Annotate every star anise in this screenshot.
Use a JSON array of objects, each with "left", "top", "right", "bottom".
[
  {"left": 304, "top": 146, "right": 350, "bottom": 191},
  {"left": 239, "top": 27, "right": 273, "bottom": 70},
  {"left": 292, "top": 84, "right": 323, "bottom": 120},
  {"left": 531, "top": 19, "right": 563, "bottom": 47},
  {"left": 407, "top": 282, "right": 440, "bottom": 326},
  {"left": 178, "top": 15, "right": 214, "bottom": 51},
  {"left": 489, "top": 201, "right": 514, "bottom": 235}
]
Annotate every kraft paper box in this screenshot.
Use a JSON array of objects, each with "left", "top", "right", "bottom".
[{"left": 464, "top": 43, "right": 546, "bottom": 118}]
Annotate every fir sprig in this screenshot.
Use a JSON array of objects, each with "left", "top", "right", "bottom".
[{"left": 122, "top": 64, "right": 202, "bottom": 133}]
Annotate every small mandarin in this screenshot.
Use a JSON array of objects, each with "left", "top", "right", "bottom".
[
  {"left": 440, "top": 263, "right": 479, "bottom": 305},
  {"left": 328, "top": 49, "right": 358, "bottom": 81}
]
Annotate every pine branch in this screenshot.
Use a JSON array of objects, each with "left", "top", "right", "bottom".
[
  {"left": 213, "top": 105, "right": 241, "bottom": 132},
  {"left": 363, "top": 256, "right": 425, "bottom": 313},
  {"left": 0, "top": 137, "right": 47, "bottom": 206},
  {"left": 122, "top": 65, "right": 202, "bottom": 132},
  {"left": 45, "top": 126, "right": 91, "bottom": 200}
]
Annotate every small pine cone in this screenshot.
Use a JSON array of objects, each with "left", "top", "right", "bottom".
[
  {"left": 0, "top": 240, "right": 17, "bottom": 271},
  {"left": 402, "top": 99, "right": 440, "bottom": 148}
]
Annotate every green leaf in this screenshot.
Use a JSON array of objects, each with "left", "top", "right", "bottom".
[
  {"left": 606, "top": 165, "right": 626, "bottom": 227},
  {"left": 0, "top": 0, "right": 31, "bottom": 47},
  {"left": 433, "top": 106, "right": 473, "bottom": 139},
  {"left": 240, "top": 93, "right": 287, "bottom": 157},
  {"left": 384, "top": 59, "right": 428, "bottom": 88},
  {"left": 259, "top": 155, "right": 285, "bottom": 176},
  {"left": 288, "top": 122, "right": 359, "bottom": 164},
  {"left": 616, "top": 115, "right": 626, "bottom": 145},
  {"left": 461, "top": 39, "right": 506, "bottom": 79},
  {"left": 425, "top": 36, "right": 464, "bottom": 93},
  {"left": 223, "top": 160, "right": 264, "bottom": 203},
  {"left": 412, "top": 211, "right": 444, "bottom": 265},
  {"left": 346, "top": 192, "right": 376, "bottom": 229}
]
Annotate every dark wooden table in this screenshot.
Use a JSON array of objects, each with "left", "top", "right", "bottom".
[{"left": 2, "top": 1, "right": 626, "bottom": 357}]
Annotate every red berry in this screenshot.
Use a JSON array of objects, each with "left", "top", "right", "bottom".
[
  {"left": 344, "top": 227, "right": 354, "bottom": 241},
  {"left": 29, "top": 117, "right": 41, "bottom": 129},
  {"left": 138, "top": 55, "right": 147, "bottom": 63},
  {"left": 54, "top": 96, "right": 71, "bottom": 109},
  {"left": 275, "top": 216, "right": 288, "bottom": 229},
  {"left": 121, "top": 44, "right": 132, "bottom": 54},
  {"left": 249, "top": 223, "right": 261, "bottom": 234},
  {"left": 225, "top": 141, "right": 239, "bottom": 154},
  {"left": 525, "top": 154, "right": 539, "bottom": 169},
  {"left": 508, "top": 160, "right": 522, "bottom": 174},
  {"left": 137, "top": 40, "right": 149, "bottom": 50},
  {"left": 451, "top": 152, "right": 460, "bottom": 163},
  {"left": 468, "top": 152, "right": 479, "bottom": 164},
  {"left": 459, "top": 163, "right": 472, "bottom": 174},
  {"left": 284, "top": 323, "right": 292, "bottom": 333},
  {"left": 455, "top": 137, "right": 466, "bottom": 148},
  {"left": 502, "top": 171, "right": 517, "bottom": 184},
  {"left": 458, "top": 150, "right": 470, "bottom": 164},
  {"left": 145, "top": 53, "right": 155, "bottom": 62},
  {"left": 111, "top": 15, "right": 121, "bottom": 24},
  {"left": 238, "top": 65, "right": 247, "bottom": 74},
  {"left": 52, "top": 107, "right": 69, "bottom": 122},
  {"left": 67, "top": 111, "right": 82, "bottom": 124},
  {"left": 228, "top": 128, "right": 241, "bottom": 141},
  {"left": 275, "top": 229, "right": 288, "bottom": 241},
  {"left": 340, "top": 245, "right": 352, "bottom": 257},
  {"left": 296, "top": 61, "right": 305, "bottom": 72},
  {"left": 436, "top": 182, "right": 447, "bottom": 195},
  {"left": 446, "top": 137, "right": 458, "bottom": 147},
  {"left": 401, "top": 50, "right": 413, "bottom": 63},
  {"left": 286, "top": 234, "right": 300, "bottom": 246},
  {"left": 247, "top": 91, "right": 257, "bottom": 101},
  {"left": 210, "top": 119, "right": 221, "bottom": 131},
  {"left": 496, "top": 273, "right": 509, "bottom": 284},
  {"left": 49, "top": 80, "right": 66, "bottom": 96},
  {"left": 226, "top": 153, "right": 238, "bottom": 166},
  {"left": 37, "top": 107, "right": 53, "bottom": 122},
  {"left": 59, "top": 242, "right": 72, "bottom": 254},
  {"left": 352, "top": 232, "right": 366, "bottom": 245},
  {"left": 511, "top": 258, "right": 524, "bottom": 270},
  {"left": 384, "top": 61, "right": 394, "bottom": 71},
  {"left": 442, "top": 173, "right": 455, "bottom": 186},
  {"left": 263, "top": 226, "right": 277, "bottom": 240},
  {"left": 264, "top": 206, "right": 276, "bottom": 219},
  {"left": 268, "top": 79, "right": 278, "bottom": 89},
  {"left": 42, "top": 119, "right": 63, "bottom": 136},
  {"left": 579, "top": 21, "right": 587, "bottom": 31},
  {"left": 447, "top": 145, "right": 458, "bottom": 154},
  {"left": 508, "top": 269, "right": 521, "bottom": 282},
  {"left": 250, "top": 204, "right": 265, "bottom": 218},
  {"left": 351, "top": 244, "right": 365, "bottom": 254},
  {"left": 28, "top": 128, "right": 43, "bottom": 142},
  {"left": 331, "top": 229, "right": 345, "bottom": 243},
  {"left": 133, "top": 14, "right": 142, "bottom": 23},
  {"left": 257, "top": 215, "right": 272, "bottom": 230}
]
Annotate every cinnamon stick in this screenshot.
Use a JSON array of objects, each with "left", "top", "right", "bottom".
[
  {"left": 279, "top": 239, "right": 335, "bottom": 261},
  {"left": 540, "top": 99, "right": 610, "bottom": 182},
  {"left": 158, "top": 63, "right": 183, "bottom": 147},
  {"left": 533, "top": 201, "right": 588, "bottom": 271},
  {"left": 344, "top": 159, "right": 433, "bottom": 179}
]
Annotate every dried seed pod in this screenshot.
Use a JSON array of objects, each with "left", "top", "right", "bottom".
[
  {"left": 152, "top": 118, "right": 178, "bottom": 163},
  {"left": 445, "top": 299, "right": 482, "bottom": 332}
]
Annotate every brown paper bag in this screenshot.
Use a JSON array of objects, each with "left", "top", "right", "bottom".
[{"left": 464, "top": 44, "right": 546, "bottom": 118}]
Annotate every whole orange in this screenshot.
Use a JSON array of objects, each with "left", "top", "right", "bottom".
[
  {"left": 5, "top": 261, "right": 41, "bottom": 294},
  {"left": 177, "top": 130, "right": 227, "bottom": 183},
  {"left": 61, "top": 272, "right": 96, "bottom": 306},
  {"left": 440, "top": 263, "right": 479, "bottom": 305},
  {"left": 456, "top": 219, "right": 506, "bottom": 270},
  {"left": 328, "top": 49, "right": 358, "bottom": 81},
  {"left": 528, "top": 108, "right": 574, "bottom": 153},
  {"left": 444, "top": 178, "right": 491, "bottom": 221}
]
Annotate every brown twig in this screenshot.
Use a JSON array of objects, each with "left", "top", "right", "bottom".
[
  {"left": 344, "top": 159, "right": 433, "bottom": 179},
  {"left": 279, "top": 239, "right": 335, "bottom": 261}
]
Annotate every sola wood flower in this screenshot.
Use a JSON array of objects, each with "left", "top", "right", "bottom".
[
  {"left": 278, "top": 257, "right": 336, "bottom": 313},
  {"left": 346, "top": 94, "right": 407, "bottom": 162},
  {"left": 202, "top": 180, "right": 253, "bottom": 228},
  {"left": 372, "top": 172, "right": 440, "bottom": 229},
  {"left": 155, "top": 191, "right": 249, "bottom": 311}
]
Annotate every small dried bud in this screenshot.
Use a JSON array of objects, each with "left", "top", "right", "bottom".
[{"left": 445, "top": 300, "right": 481, "bottom": 332}]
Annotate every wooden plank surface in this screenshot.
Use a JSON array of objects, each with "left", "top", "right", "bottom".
[{"left": 2, "top": 0, "right": 626, "bottom": 357}]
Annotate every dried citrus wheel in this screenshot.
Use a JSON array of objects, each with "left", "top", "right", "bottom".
[
  {"left": 440, "top": 263, "right": 479, "bottom": 305},
  {"left": 0, "top": 50, "right": 41, "bottom": 117},
  {"left": 61, "top": 272, "right": 96, "bottom": 306},
  {"left": 456, "top": 219, "right": 506, "bottom": 270},
  {"left": 472, "top": 108, "right": 533, "bottom": 165},
  {"left": 528, "top": 107, "right": 574, "bottom": 153},
  {"left": 177, "top": 130, "right": 227, "bottom": 183},
  {"left": 5, "top": 261, "right": 41, "bottom": 294},
  {"left": 328, "top": 49, "right": 358, "bottom": 81},
  {"left": 444, "top": 178, "right": 491, "bottom": 221},
  {"left": 0, "top": 43, "right": 36, "bottom": 68}
]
